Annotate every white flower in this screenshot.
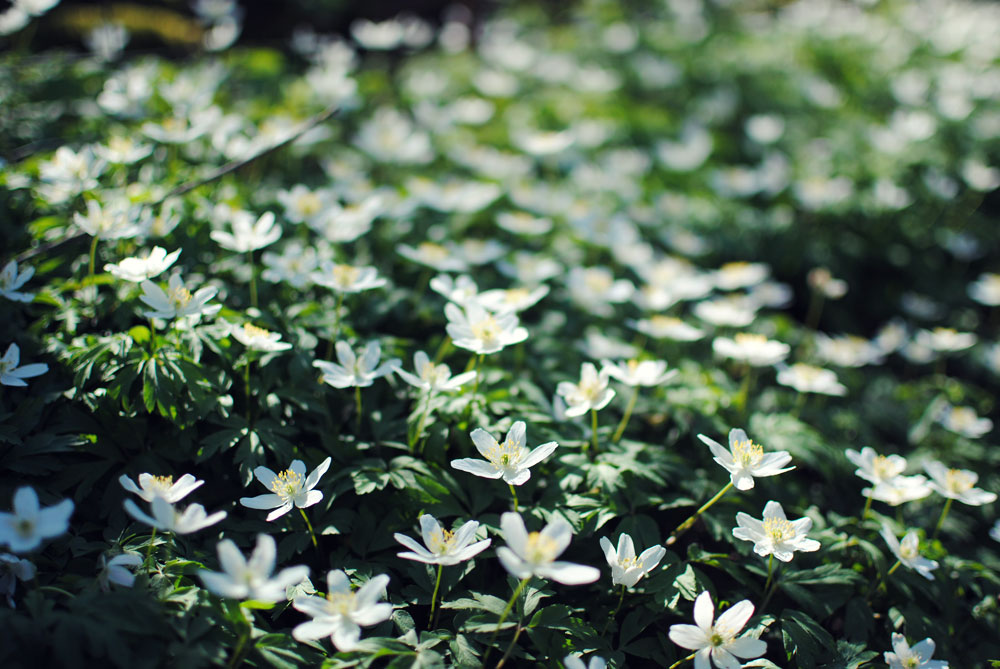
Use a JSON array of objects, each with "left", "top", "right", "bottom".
[
  {"left": 629, "top": 315, "right": 705, "bottom": 342},
  {"left": 565, "top": 266, "right": 634, "bottom": 317},
  {"left": 73, "top": 198, "right": 147, "bottom": 240},
  {"left": 313, "top": 341, "right": 400, "bottom": 389},
  {"left": 923, "top": 461, "right": 997, "bottom": 506},
  {"left": 311, "top": 262, "right": 386, "bottom": 293},
  {"left": 807, "top": 267, "right": 848, "bottom": 299},
  {"left": 393, "top": 515, "right": 491, "bottom": 566},
  {"left": 445, "top": 301, "right": 528, "bottom": 355},
  {"left": 430, "top": 274, "right": 480, "bottom": 305},
  {"left": 712, "top": 333, "right": 789, "bottom": 366},
  {"left": 969, "top": 272, "right": 1000, "bottom": 307},
  {"left": 119, "top": 472, "right": 204, "bottom": 503},
  {"left": 496, "top": 512, "right": 600, "bottom": 585},
  {"left": 914, "top": 327, "right": 977, "bottom": 353},
  {"left": 601, "top": 358, "right": 677, "bottom": 388},
  {"left": 228, "top": 322, "right": 293, "bottom": 353},
  {"left": 104, "top": 247, "right": 180, "bottom": 282},
  {"left": 210, "top": 211, "right": 281, "bottom": 253},
  {"left": 124, "top": 496, "right": 226, "bottom": 534},
  {"left": 240, "top": 457, "right": 332, "bottom": 522},
  {"left": 698, "top": 428, "right": 793, "bottom": 490},
  {"left": 355, "top": 107, "right": 432, "bottom": 164},
  {"left": 477, "top": 285, "right": 549, "bottom": 314},
  {"left": 880, "top": 524, "right": 938, "bottom": 581},
  {"left": 0, "top": 261, "right": 34, "bottom": 302},
  {"left": 139, "top": 274, "right": 221, "bottom": 322},
  {"left": 714, "top": 261, "right": 770, "bottom": 291},
  {"left": 884, "top": 634, "right": 948, "bottom": 669},
  {"left": 292, "top": 570, "right": 393, "bottom": 651},
  {"left": 667, "top": 590, "right": 766, "bottom": 669},
  {"left": 814, "top": 333, "right": 884, "bottom": 367},
  {"left": 397, "top": 241, "right": 468, "bottom": 272},
  {"left": 732, "top": 500, "right": 820, "bottom": 562},
  {"left": 395, "top": 351, "right": 476, "bottom": 393},
  {"left": 451, "top": 421, "right": 557, "bottom": 486},
  {"left": 557, "top": 362, "right": 615, "bottom": 417},
  {"left": 844, "top": 447, "right": 907, "bottom": 485},
  {"left": 97, "top": 552, "right": 142, "bottom": 591},
  {"left": 564, "top": 655, "right": 607, "bottom": 669},
  {"left": 277, "top": 184, "right": 336, "bottom": 225},
  {"left": 0, "top": 343, "right": 48, "bottom": 388},
  {"left": 200, "top": 534, "right": 309, "bottom": 602},
  {"left": 600, "top": 534, "right": 666, "bottom": 588},
  {"left": 776, "top": 363, "right": 847, "bottom": 396},
  {"left": 937, "top": 405, "right": 992, "bottom": 438},
  {"left": 694, "top": 296, "right": 758, "bottom": 328},
  {"left": 864, "top": 475, "right": 933, "bottom": 506},
  {"left": 0, "top": 553, "right": 35, "bottom": 606},
  {"left": 261, "top": 241, "right": 323, "bottom": 289},
  {"left": 0, "top": 487, "right": 74, "bottom": 553}
]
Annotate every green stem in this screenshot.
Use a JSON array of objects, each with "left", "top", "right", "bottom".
[
  {"left": 299, "top": 507, "right": 318, "bottom": 550},
  {"left": 88, "top": 235, "right": 99, "bottom": 278},
  {"left": 471, "top": 354, "right": 484, "bottom": 397},
  {"left": 804, "top": 290, "right": 824, "bottom": 332},
  {"left": 355, "top": 385, "right": 363, "bottom": 436},
  {"left": 735, "top": 365, "right": 754, "bottom": 416},
  {"left": 861, "top": 487, "right": 874, "bottom": 521},
  {"left": 611, "top": 386, "right": 639, "bottom": 442},
  {"left": 146, "top": 527, "right": 157, "bottom": 563},
  {"left": 508, "top": 484, "right": 519, "bottom": 512},
  {"left": 410, "top": 391, "right": 432, "bottom": 450},
  {"left": 666, "top": 481, "right": 735, "bottom": 546},
  {"left": 932, "top": 497, "right": 953, "bottom": 540},
  {"left": 760, "top": 559, "right": 781, "bottom": 611},
  {"left": 496, "top": 624, "right": 524, "bottom": 668},
  {"left": 668, "top": 651, "right": 698, "bottom": 669},
  {"left": 148, "top": 317, "right": 159, "bottom": 353},
  {"left": 600, "top": 585, "right": 627, "bottom": 635},
  {"left": 430, "top": 564, "right": 444, "bottom": 628},
  {"left": 247, "top": 250, "right": 257, "bottom": 309},
  {"left": 483, "top": 578, "right": 530, "bottom": 667},
  {"left": 763, "top": 554, "right": 775, "bottom": 594},
  {"left": 244, "top": 358, "right": 253, "bottom": 427},
  {"left": 590, "top": 408, "right": 600, "bottom": 454},
  {"left": 227, "top": 607, "right": 250, "bottom": 669},
  {"left": 873, "top": 559, "right": 902, "bottom": 594}
]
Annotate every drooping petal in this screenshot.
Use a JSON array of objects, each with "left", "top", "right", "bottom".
[
  {"left": 305, "top": 457, "right": 332, "bottom": 490},
  {"left": 727, "top": 635, "right": 767, "bottom": 659},
  {"left": 265, "top": 503, "right": 294, "bottom": 522},
  {"left": 496, "top": 546, "right": 531, "bottom": 578},
  {"left": 239, "top": 493, "right": 282, "bottom": 510},
  {"left": 538, "top": 561, "right": 601, "bottom": 585},
  {"left": 451, "top": 458, "right": 502, "bottom": 479},
  {"left": 668, "top": 623, "right": 710, "bottom": 650},
  {"left": 292, "top": 617, "right": 337, "bottom": 642}
]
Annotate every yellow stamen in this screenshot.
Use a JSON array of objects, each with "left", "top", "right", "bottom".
[{"left": 764, "top": 517, "right": 794, "bottom": 543}]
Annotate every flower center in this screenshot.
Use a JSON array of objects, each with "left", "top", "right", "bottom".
[
  {"left": 710, "top": 632, "right": 725, "bottom": 647},
  {"left": 168, "top": 284, "right": 193, "bottom": 310},
  {"left": 903, "top": 657, "right": 919, "bottom": 669},
  {"left": 331, "top": 264, "right": 360, "bottom": 287},
  {"left": 15, "top": 518, "right": 35, "bottom": 538},
  {"left": 899, "top": 540, "right": 918, "bottom": 560},
  {"left": 470, "top": 315, "right": 501, "bottom": 345},
  {"left": 731, "top": 438, "right": 763, "bottom": 466},
  {"left": 270, "top": 469, "right": 304, "bottom": 502},
  {"left": 620, "top": 555, "right": 641, "bottom": 569},
  {"left": 417, "top": 242, "right": 448, "bottom": 262},
  {"left": 148, "top": 475, "right": 174, "bottom": 494},
  {"left": 871, "top": 455, "right": 895, "bottom": 480},
  {"left": 764, "top": 517, "right": 795, "bottom": 543},
  {"left": 734, "top": 333, "right": 767, "bottom": 347},
  {"left": 948, "top": 407, "right": 976, "bottom": 431},
  {"left": 485, "top": 440, "right": 522, "bottom": 469},
  {"left": 420, "top": 363, "right": 448, "bottom": 386},
  {"left": 524, "top": 531, "right": 559, "bottom": 563},
  {"left": 297, "top": 192, "right": 322, "bottom": 217},
  {"left": 583, "top": 270, "right": 612, "bottom": 292},
  {"left": 0, "top": 360, "right": 11, "bottom": 374},
  {"left": 326, "top": 591, "right": 355, "bottom": 617},
  {"left": 243, "top": 323, "right": 270, "bottom": 339},
  {"left": 945, "top": 468, "right": 974, "bottom": 493},
  {"left": 428, "top": 528, "right": 456, "bottom": 554}
]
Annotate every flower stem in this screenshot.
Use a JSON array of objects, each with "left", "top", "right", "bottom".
[
  {"left": 355, "top": 385, "right": 363, "bottom": 436},
  {"left": 508, "top": 484, "right": 519, "bottom": 512},
  {"left": 227, "top": 606, "right": 251, "bottom": 669},
  {"left": 735, "top": 364, "right": 754, "bottom": 416},
  {"left": 247, "top": 250, "right": 258, "bottom": 309},
  {"left": 612, "top": 386, "right": 639, "bottom": 442},
  {"left": 873, "top": 559, "right": 902, "bottom": 594},
  {"left": 668, "top": 651, "right": 698, "bottom": 669},
  {"left": 932, "top": 497, "right": 953, "bottom": 540},
  {"left": 760, "top": 556, "right": 781, "bottom": 610},
  {"left": 666, "top": 481, "right": 735, "bottom": 546},
  {"left": 88, "top": 235, "right": 99, "bottom": 278},
  {"left": 483, "top": 578, "right": 530, "bottom": 667},
  {"left": 861, "top": 487, "right": 874, "bottom": 521},
  {"left": 429, "top": 563, "right": 444, "bottom": 628},
  {"left": 600, "top": 585, "right": 627, "bottom": 635},
  {"left": 591, "top": 408, "right": 600, "bottom": 454},
  {"left": 410, "top": 391, "right": 432, "bottom": 450},
  {"left": 299, "top": 507, "right": 318, "bottom": 550},
  {"left": 496, "top": 624, "right": 524, "bottom": 668},
  {"left": 146, "top": 527, "right": 157, "bottom": 563}
]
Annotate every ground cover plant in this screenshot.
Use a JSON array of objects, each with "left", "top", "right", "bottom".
[{"left": 1, "top": 0, "right": 1000, "bottom": 666}]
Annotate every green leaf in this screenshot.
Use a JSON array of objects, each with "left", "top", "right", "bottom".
[{"left": 781, "top": 609, "right": 835, "bottom": 667}]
